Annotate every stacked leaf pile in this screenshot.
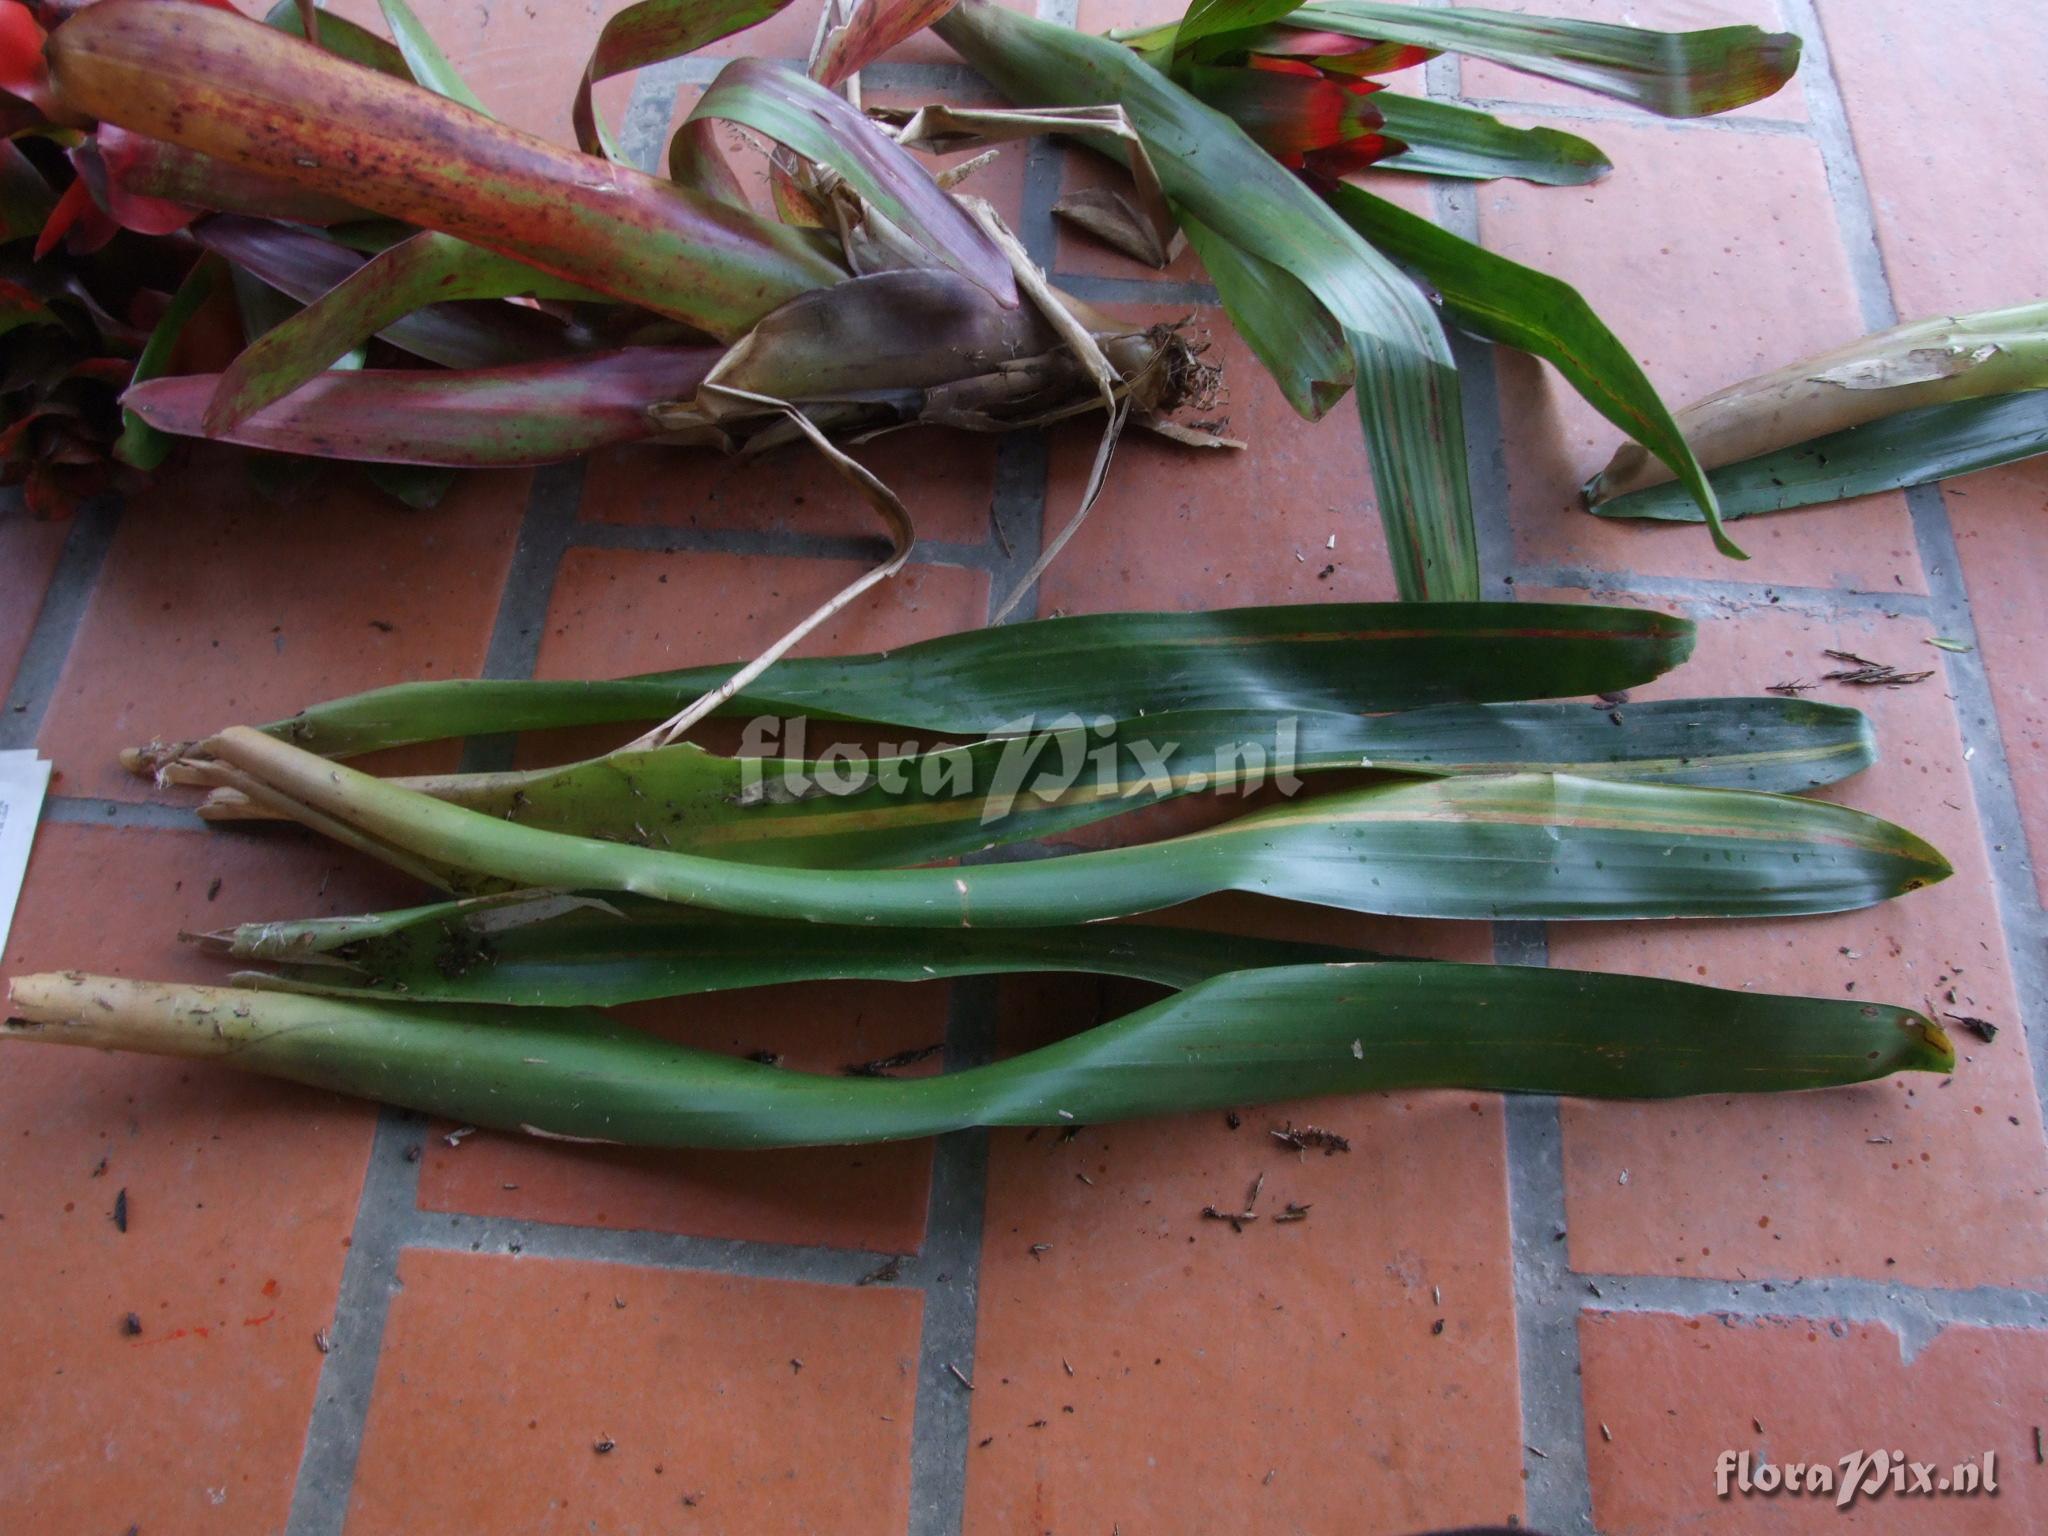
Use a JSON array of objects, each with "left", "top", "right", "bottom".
[{"left": 6, "top": 602, "right": 1959, "bottom": 1146}]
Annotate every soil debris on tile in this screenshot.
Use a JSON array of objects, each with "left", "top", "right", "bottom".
[
  {"left": 1820, "top": 649, "right": 1934, "bottom": 687},
  {"left": 1269, "top": 1122, "right": 1350, "bottom": 1155},
  {"left": 112, "top": 1187, "right": 127, "bottom": 1233},
  {"left": 1943, "top": 1012, "right": 1998, "bottom": 1043},
  {"left": 120, "top": 1312, "right": 142, "bottom": 1336},
  {"left": 593, "top": 1435, "right": 616, "bottom": 1454},
  {"left": 841, "top": 1042, "right": 944, "bottom": 1077},
  {"left": 856, "top": 1256, "right": 904, "bottom": 1286}
]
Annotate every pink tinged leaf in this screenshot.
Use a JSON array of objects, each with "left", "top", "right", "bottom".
[
  {"left": 812, "top": 0, "right": 960, "bottom": 87},
  {"left": 124, "top": 347, "right": 724, "bottom": 467},
  {"left": 667, "top": 117, "right": 750, "bottom": 209},
  {"left": 66, "top": 139, "right": 195, "bottom": 234},
  {"left": 574, "top": 0, "right": 797, "bottom": 159},
  {"left": 0, "top": 0, "right": 56, "bottom": 115},
  {"left": 1185, "top": 63, "right": 1382, "bottom": 162},
  {"left": 34, "top": 171, "right": 115, "bottom": 257},
  {"left": 692, "top": 58, "right": 1016, "bottom": 305},
  {"left": 1244, "top": 28, "right": 1438, "bottom": 75},
  {"left": 97, "top": 123, "right": 364, "bottom": 226},
  {"left": 194, "top": 217, "right": 579, "bottom": 374}
]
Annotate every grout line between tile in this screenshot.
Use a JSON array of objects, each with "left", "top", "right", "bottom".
[
  {"left": 1049, "top": 271, "right": 1219, "bottom": 309},
  {"left": 280, "top": 1110, "right": 427, "bottom": 1536},
  {"left": 1575, "top": 1272, "right": 2048, "bottom": 1366},
  {"left": 281, "top": 463, "right": 584, "bottom": 1534},
  {"left": 404, "top": 1206, "right": 922, "bottom": 1286},
  {"left": 1784, "top": 0, "right": 2048, "bottom": 1151},
  {"left": 0, "top": 493, "right": 120, "bottom": 750},
  {"left": 44, "top": 795, "right": 206, "bottom": 831}
]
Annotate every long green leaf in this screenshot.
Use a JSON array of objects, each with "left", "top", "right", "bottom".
[
  {"left": 304, "top": 697, "right": 1873, "bottom": 871},
  {"left": 937, "top": 0, "right": 1479, "bottom": 600},
  {"left": 1240, "top": 2, "right": 1799, "bottom": 118},
  {"left": 1373, "top": 95, "right": 1609, "bottom": 185},
  {"left": 1593, "top": 388, "right": 2048, "bottom": 523},
  {"left": 1323, "top": 180, "right": 1735, "bottom": 553},
  {"left": 205, "top": 726, "right": 1951, "bottom": 923},
  {"left": 225, "top": 602, "right": 1694, "bottom": 760},
  {"left": 209, "top": 894, "right": 1377, "bottom": 1004},
  {"left": 4, "top": 968, "right": 1955, "bottom": 1148}
]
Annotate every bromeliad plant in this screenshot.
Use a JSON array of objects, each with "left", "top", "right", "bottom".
[
  {"left": 8, "top": 0, "right": 1798, "bottom": 609},
  {"left": 5, "top": 600, "right": 1960, "bottom": 1148}
]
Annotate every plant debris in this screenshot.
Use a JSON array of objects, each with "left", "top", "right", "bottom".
[
  {"left": 593, "top": 1435, "right": 616, "bottom": 1454},
  {"left": 442, "top": 1125, "right": 476, "bottom": 1147},
  {"left": 1272, "top": 1202, "right": 1311, "bottom": 1223},
  {"left": 112, "top": 1188, "right": 128, "bottom": 1233},
  {"left": 856, "top": 1256, "right": 904, "bottom": 1286},
  {"left": 843, "top": 1042, "right": 945, "bottom": 1078},
  {"left": 314, "top": 1328, "right": 335, "bottom": 1354},
  {"left": 121, "top": 1312, "right": 142, "bottom": 1336},
  {"left": 1269, "top": 1122, "right": 1351, "bottom": 1156},
  {"left": 1944, "top": 1012, "right": 1998, "bottom": 1043},
  {"left": 1766, "top": 679, "right": 1813, "bottom": 696},
  {"left": 1821, "top": 650, "right": 1934, "bottom": 688}
]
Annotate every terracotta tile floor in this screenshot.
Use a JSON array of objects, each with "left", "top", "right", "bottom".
[{"left": 4, "top": 1, "right": 2046, "bottom": 1532}]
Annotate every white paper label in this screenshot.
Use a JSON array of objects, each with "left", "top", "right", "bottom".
[{"left": 0, "top": 750, "right": 51, "bottom": 959}]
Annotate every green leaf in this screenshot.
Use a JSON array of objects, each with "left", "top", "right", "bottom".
[
  {"left": 937, "top": 0, "right": 1478, "bottom": 601},
  {"left": 1267, "top": 2, "right": 1799, "bottom": 118},
  {"left": 1373, "top": 95, "right": 1610, "bottom": 186},
  {"left": 238, "top": 601, "right": 1696, "bottom": 758},
  {"left": 375, "top": 0, "right": 491, "bottom": 116},
  {"left": 1177, "top": 0, "right": 1313, "bottom": 54},
  {"left": 114, "top": 252, "right": 225, "bottom": 472},
  {"left": 209, "top": 726, "right": 1950, "bottom": 925},
  {"left": 574, "top": 0, "right": 795, "bottom": 159},
  {"left": 203, "top": 230, "right": 604, "bottom": 433},
  {"left": 1322, "top": 181, "right": 1736, "bottom": 554},
  {"left": 263, "top": 0, "right": 413, "bottom": 77},
  {"left": 1590, "top": 388, "right": 2048, "bottom": 523},
  {"left": 347, "top": 697, "right": 1873, "bottom": 871},
  {"left": 210, "top": 894, "right": 1379, "bottom": 1004},
  {"left": 5, "top": 967, "right": 1955, "bottom": 1148}
]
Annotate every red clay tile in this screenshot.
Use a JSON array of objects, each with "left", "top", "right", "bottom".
[
  {"left": 1455, "top": 0, "right": 1809, "bottom": 123},
  {"left": 1035, "top": 302, "right": 1410, "bottom": 616},
  {"left": 414, "top": 980, "right": 946, "bottom": 1254},
  {"left": 1481, "top": 119, "right": 1926, "bottom": 592},
  {"left": 35, "top": 451, "right": 527, "bottom": 802},
  {"left": 534, "top": 544, "right": 990, "bottom": 680},
  {"left": 1524, "top": 587, "right": 2048, "bottom": 1288},
  {"left": 964, "top": 910, "right": 1513, "bottom": 1530},
  {"left": 1580, "top": 1309, "right": 2048, "bottom": 1534},
  {"left": 1819, "top": 0, "right": 2048, "bottom": 319},
  {"left": 319, "top": 0, "right": 640, "bottom": 146},
  {"left": 343, "top": 1249, "right": 923, "bottom": 1533},
  {"left": 581, "top": 430, "right": 1000, "bottom": 548},
  {"left": 0, "top": 504, "right": 69, "bottom": 695},
  {"left": 1946, "top": 458, "right": 2048, "bottom": 906},
  {"left": 0, "top": 822, "right": 416, "bottom": 1535}
]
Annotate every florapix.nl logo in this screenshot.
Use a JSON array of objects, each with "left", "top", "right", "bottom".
[
  {"left": 733, "top": 714, "right": 1309, "bottom": 826},
  {"left": 1715, "top": 1448, "right": 1998, "bottom": 1508}
]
